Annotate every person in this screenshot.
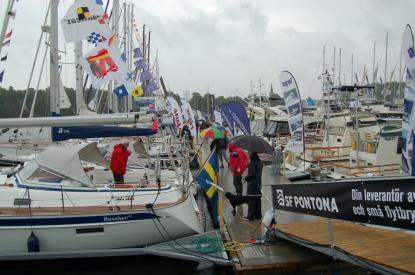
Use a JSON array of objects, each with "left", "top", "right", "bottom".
[
  {"left": 210, "top": 133, "right": 229, "bottom": 168},
  {"left": 228, "top": 143, "right": 248, "bottom": 195},
  {"left": 110, "top": 139, "right": 131, "bottom": 184},
  {"left": 244, "top": 152, "right": 263, "bottom": 220},
  {"left": 179, "top": 121, "right": 193, "bottom": 143}
]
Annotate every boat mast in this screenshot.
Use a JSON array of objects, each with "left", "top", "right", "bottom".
[
  {"left": 338, "top": 48, "right": 342, "bottom": 85},
  {"left": 127, "top": 3, "right": 133, "bottom": 112},
  {"left": 372, "top": 41, "right": 376, "bottom": 99},
  {"left": 49, "top": 0, "right": 60, "bottom": 116},
  {"left": 75, "top": 41, "right": 83, "bottom": 115},
  {"left": 112, "top": 0, "right": 120, "bottom": 113},
  {"left": 0, "top": 0, "right": 15, "bottom": 53},
  {"left": 122, "top": 2, "right": 128, "bottom": 113}
]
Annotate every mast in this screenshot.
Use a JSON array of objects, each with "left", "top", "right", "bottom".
[
  {"left": 75, "top": 41, "right": 83, "bottom": 115},
  {"left": 384, "top": 31, "right": 389, "bottom": 102},
  {"left": 112, "top": 0, "right": 119, "bottom": 113},
  {"left": 338, "top": 48, "right": 341, "bottom": 85},
  {"left": 127, "top": 3, "right": 133, "bottom": 112},
  {"left": 332, "top": 46, "right": 336, "bottom": 86},
  {"left": 351, "top": 54, "right": 354, "bottom": 85},
  {"left": 49, "top": 0, "right": 60, "bottom": 116},
  {"left": 0, "top": 0, "right": 15, "bottom": 53},
  {"left": 122, "top": 2, "right": 128, "bottom": 112}
]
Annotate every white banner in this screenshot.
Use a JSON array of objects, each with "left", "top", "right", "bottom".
[
  {"left": 167, "top": 97, "right": 184, "bottom": 132},
  {"left": 214, "top": 110, "right": 223, "bottom": 125},
  {"left": 80, "top": 42, "right": 129, "bottom": 88},
  {"left": 401, "top": 24, "right": 415, "bottom": 174},
  {"left": 181, "top": 100, "right": 197, "bottom": 137},
  {"left": 279, "top": 71, "right": 304, "bottom": 153},
  {"left": 61, "top": 0, "right": 111, "bottom": 43}
]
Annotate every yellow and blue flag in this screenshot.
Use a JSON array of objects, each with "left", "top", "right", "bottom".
[{"left": 196, "top": 152, "right": 220, "bottom": 228}]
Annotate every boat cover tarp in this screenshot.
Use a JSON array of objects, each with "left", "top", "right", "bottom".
[
  {"left": 35, "top": 142, "right": 108, "bottom": 188},
  {"left": 52, "top": 126, "right": 156, "bottom": 142}
]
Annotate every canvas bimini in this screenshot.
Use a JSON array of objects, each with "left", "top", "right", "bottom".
[{"left": 0, "top": 142, "right": 202, "bottom": 254}]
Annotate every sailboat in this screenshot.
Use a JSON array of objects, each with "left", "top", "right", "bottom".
[{"left": 0, "top": 141, "right": 202, "bottom": 254}]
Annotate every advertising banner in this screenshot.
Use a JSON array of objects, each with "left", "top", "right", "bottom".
[
  {"left": 272, "top": 177, "right": 415, "bottom": 230},
  {"left": 227, "top": 102, "right": 251, "bottom": 135},
  {"left": 279, "top": 71, "right": 304, "bottom": 153},
  {"left": 181, "top": 99, "right": 197, "bottom": 138},
  {"left": 166, "top": 97, "right": 184, "bottom": 132},
  {"left": 401, "top": 24, "right": 415, "bottom": 175},
  {"left": 219, "top": 103, "right": 234, "bottom": 134}
]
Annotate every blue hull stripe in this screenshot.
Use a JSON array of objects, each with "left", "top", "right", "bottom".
[
  {"left": 0, "top": 212, "right": 159, "bottom": 227},
  {"left": 15, "top": 175, "right": 172, "bottom": 193}
]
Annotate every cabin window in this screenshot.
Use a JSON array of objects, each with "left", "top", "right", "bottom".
[{"left": 397, "top": 137, "right": 403, "bottom": 154}]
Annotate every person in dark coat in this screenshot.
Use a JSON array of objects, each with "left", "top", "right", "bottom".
[
  {"left": 210, "top": 134, "right": 229, "bottom": 168},
  {"left": 244, "top": 152, "right": 263, "bottom": 220}
]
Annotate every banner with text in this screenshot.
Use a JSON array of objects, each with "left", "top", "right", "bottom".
[
  {"left": 279, "top": 71, "right": 304, "bottom": 153},
  {"left": 227, "top": 102, "right": 251, "bottom": 135},
  {"left": 272, "top": 177, "right": 415, "bottom": 230}
]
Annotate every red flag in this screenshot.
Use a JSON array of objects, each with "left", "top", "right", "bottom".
[{"left": 5, "top": 30, "right": 12, "bottom": 39}]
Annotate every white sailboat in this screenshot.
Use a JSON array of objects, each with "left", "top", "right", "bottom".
[{"left": 0, "top": 142, "right": 202, "bottom": 254}]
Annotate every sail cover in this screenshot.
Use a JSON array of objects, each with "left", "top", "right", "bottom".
[
  {"left": 52, "top": 126, "right": 156, "bottom": 142},
  {"left": 401, "top": 24, "right": 415, "bottom": 175},
  {"left": 279, "top": 71, "right": 304, "bottom": 153}
]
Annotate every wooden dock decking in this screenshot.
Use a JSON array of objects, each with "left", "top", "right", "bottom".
[{"left": 277, "top": 219, "right": 415, "bottom": 274}]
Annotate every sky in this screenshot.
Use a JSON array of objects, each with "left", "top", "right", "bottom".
[{"left": 1, "top": 0, "right": 415, "bottom": 99}]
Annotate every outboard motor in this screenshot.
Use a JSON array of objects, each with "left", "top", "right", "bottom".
[{"left": 27, "top": 231, "right": 40, "bottom": 252}]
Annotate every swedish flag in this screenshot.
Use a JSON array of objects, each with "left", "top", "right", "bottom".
[{"left": 196, "top": 152, "right": 220, "bottom": 228}]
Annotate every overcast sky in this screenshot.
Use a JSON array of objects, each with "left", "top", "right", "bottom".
[{"left": 1, "top": 0, "right": 415, "bottom": 99}]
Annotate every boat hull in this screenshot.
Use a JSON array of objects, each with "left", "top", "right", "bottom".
[{"left": 0, "top": 194, "right": 202, "bottom": 254}]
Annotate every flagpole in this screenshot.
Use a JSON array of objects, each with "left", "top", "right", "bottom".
[{"left": 0, "top": 0, "right": 14, "bottom": 53}]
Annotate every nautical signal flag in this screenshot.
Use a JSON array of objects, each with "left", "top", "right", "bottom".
[
  {"left": 196, "top": 152, "right": 220, "bottom": 228},
  {"left": 130, "top": 85, "right": 143, "bottom": 97},
  {"left": 0, "top": 70, "right": 4, "bottom": 82},
  {"left": 133, "top": 47, "right": 142, "bottom": 59},
  {"left": 113, "top": 84, "right": 129, "bottom": 98},
  {"left": 5, "top": 30, "right": 12, "bottom": 39},
  {"left": 0, "top": 55, "right": 7, "bottom": 62},
  {"left": 86, "top": 32, "right": 107, "bottom": 46}
]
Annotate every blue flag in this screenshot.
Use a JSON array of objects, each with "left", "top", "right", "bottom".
[
  {"left": 113, "top": 84, "right": 129, "bottom": 98},
  {"left": 196, "top": 152, "right": 220, "bottom": 228},
  {"left": 133, "top": 48, "right": 143, "bottom": 59},
  {"left": 140, "top": 69, "right": 152, "bottom": 82}
]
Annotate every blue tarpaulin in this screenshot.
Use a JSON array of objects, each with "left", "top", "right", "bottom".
[{"left": 52, "top": 126, "right": 156, "bottom": 142}]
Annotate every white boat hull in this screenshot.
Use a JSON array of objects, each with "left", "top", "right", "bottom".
[{"left": 0, "top": 194, "right": 202, "bottom": 254}]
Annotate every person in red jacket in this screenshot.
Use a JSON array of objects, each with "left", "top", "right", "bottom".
[
  {"left": 110, "top": 139, "right": 131, "bottom": 184},
  {"left": 228, "top": 143, "right": 248, "bottom": 195}
]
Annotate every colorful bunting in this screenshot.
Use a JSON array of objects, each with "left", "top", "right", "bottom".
[
  {"left": 130, "top": 85, "right": 143, "bottom": 97},
  {"left": 113, "top": 84, "right": 129, "bottom": 98},
  {"left": 0, "top": 55, "right": 7, "bottom": 62},
  {"left": 139, "top": 69, "right": 152, "bottom": 82},
  {"left": 133, "top": 47, "right": 142, "bottom": 59},
  {"left": 0, "top": 70, "right": 4, "bottom": 82},
  {"left": 5, "top": 30, "right": 12, "bottom": 39},
  {"left": 61, "top": 0, "right": 111, "bottom": 42},
  {"left": 86, "top": 31, "right": 107, "bottom": 46}
]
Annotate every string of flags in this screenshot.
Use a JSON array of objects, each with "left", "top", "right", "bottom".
[
  {"left": 61, "top": 0, "right": 158, "bottom": 99},
  {"left": 0, "top": 1, "right": 18, "bottom": 83}
]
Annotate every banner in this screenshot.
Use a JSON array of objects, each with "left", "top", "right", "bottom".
[
  {"left": 166, "top": 97, "right": 184, "bottom": 132},
  {"left": 227, "top": 102, "right": 250, "bottom": 135},
  {"left": 61, "top": 0, "right": 111, "bottom": 43},
  {"left": 181, "top": 100, "right": 197, "bottom": 137},
  {"left": 219, "top": 103, "right": 234, "bottom": 134},
  {"left": 80, "top": 42, "right": 129, "bottom": 88},
  {"left": 279, "top": 71, "right": 304, "bottom": 153},
  {"left": 214, "top": 110, "right": 223, "bottom": 125},
  {"left": 401, "top": 25, "right": 415, "bottom": 175},
  {"left": 272, "top": 177, "right": 415, "bottom": 230}
]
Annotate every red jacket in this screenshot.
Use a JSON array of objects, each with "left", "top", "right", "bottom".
[
  {"left": 110, "top": 144, "right": 130, "bottom": 174},
  {"left": 228, "top": 143, "right": 248, "bottom": 176}
]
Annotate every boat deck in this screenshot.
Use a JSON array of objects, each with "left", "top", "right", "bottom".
[{"left": 277, "top": 218, "right": 415, "bottom": 274}]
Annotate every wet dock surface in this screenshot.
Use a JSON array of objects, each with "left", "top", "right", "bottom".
[{"left": 217, "top": 161, "right": 362, "bottom": 273}]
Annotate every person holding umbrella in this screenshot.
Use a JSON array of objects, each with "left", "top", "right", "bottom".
[
  {"left": 244, "top": 151, "right": 263, "bottom": 220},
  {"left": 228, "top": 143, "right": 248, "bottom": 195},
  {"left": 229, "top": 135, "right": 273, "bottom": 220}
]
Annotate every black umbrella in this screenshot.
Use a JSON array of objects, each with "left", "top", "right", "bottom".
[{"left": 229, "top": 135, "right": 274, "bottom": 154}]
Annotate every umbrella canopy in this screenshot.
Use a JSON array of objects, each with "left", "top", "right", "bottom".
[
  {"left": 229, "top": 135, "right": 274, "bottom": 154},
  {"left": 200, "top": 127, "right": 225, "bottom": 139}
]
